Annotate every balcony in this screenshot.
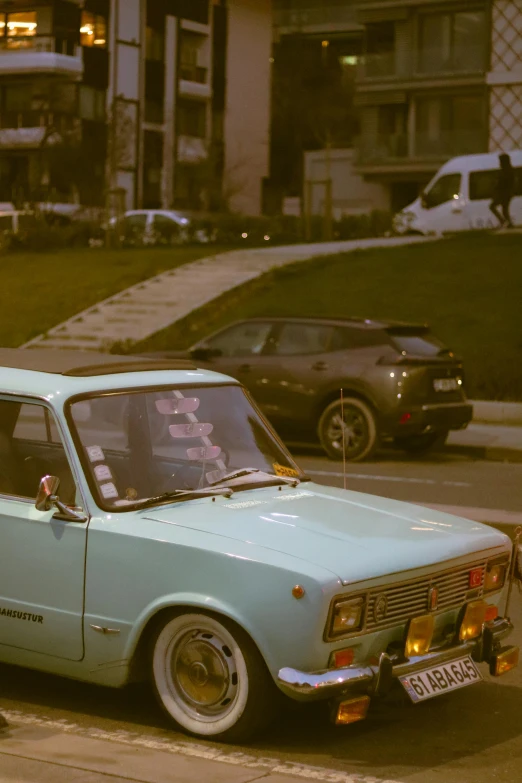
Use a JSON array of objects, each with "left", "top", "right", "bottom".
[
  {"left": 274, "top": 5, "right": 361, "bottom": 34},
  {"left": 0, "top": 36, "right": 83, "bottom": 77},
  {"left": 357, "top": 45, "right": 487, "bottom": 85},
  {"left": 179, "top": 63, "right": 211, "bottom": 99},
  {"left": 0, "top": 111, "right": 80, "bottom": 149},
  {"left": 355, "top": 130, "right": 486, "bottom": 171}
]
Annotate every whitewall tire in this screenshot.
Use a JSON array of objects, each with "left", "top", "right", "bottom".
[{"left": 150, "top": 611, "right": 276, "bottom": 742}]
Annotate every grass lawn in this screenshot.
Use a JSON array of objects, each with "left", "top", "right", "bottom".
[
  {"left": 136, "top": 233, "right": 522, "bottom": 401},
  {"left": 0, "top": 245, "right": 232, "bottom": 349}
]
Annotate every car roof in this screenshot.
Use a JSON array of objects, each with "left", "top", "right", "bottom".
[
  {"left": 438, "top": 150, "right": 522, "bottom": 175},
  {"left": 0, "top": 349, "right": 235, "bottom": 400},
  {"left": 0, "top": 349, "right": 196, "bottom": 377},
  {"left": 233, "top": 316, "right": 429, "bottom": 331}
]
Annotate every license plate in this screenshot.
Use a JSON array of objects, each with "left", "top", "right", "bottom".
[
  {"left": 433, "top": 378, "right": 459, "bottom": 392},
  {"left": 399, "top": 656, "right": 482, "bottom": 703}
]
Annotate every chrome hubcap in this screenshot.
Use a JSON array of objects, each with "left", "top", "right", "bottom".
[{"left": 169, "top": 629, "right": 238, "bottom": 717}]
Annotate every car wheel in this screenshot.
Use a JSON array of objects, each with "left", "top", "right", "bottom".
[
  {"left": 393, "top": 431, "right": 448, "bottom": 456},
  {"left": 150, "top": 611, "right": 276, "bottom": 742},
  {"left": 318, "top": 398, "right": 378, "bottom": 462}
]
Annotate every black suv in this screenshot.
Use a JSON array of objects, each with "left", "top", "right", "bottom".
[{"left": 157, "top": 317, "right": 473, "bottom": 461}]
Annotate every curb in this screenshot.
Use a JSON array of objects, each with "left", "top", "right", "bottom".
[
  {"left": 443, "top": 443, "right": 522, "bottom": 463},
  {"left": 470, "top": 400, "right": 522, "bottom": 426}
]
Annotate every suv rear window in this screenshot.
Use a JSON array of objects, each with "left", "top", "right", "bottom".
[{"left": 387, "top": 329, "right": 448, "bottom": 357}]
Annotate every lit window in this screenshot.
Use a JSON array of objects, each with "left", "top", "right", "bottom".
[
  {"left": 339, "top": 55, "right": 358, "bottom": 67},
  {"left": 80, "top": 11, "right": 107, "bottom": 48},
  {"left": 0, "top": 12, "right": 37, "bottom": 47}
]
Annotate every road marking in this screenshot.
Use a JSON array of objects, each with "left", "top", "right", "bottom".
[
  {"left": 306, "top": 470, "right": 471, "bottom": 488},
  {"left": 2, "top": 710, "right": 405, "bottom": 783}
]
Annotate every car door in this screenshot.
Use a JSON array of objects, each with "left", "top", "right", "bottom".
[
  {"left": 0, "top": 398, "right": 87, "bottom": 661},
  {"left": 191, "top": 321, "right": 277, "bottom": 406},
  {"left": 152, "top": 213, "right": 184, "bottom": 245},
  {"left": 250, "top": 322, "right": 340, "bottom": 431},
  {"left": 421, "top": 172, "right": 468, "bottom": 233}
]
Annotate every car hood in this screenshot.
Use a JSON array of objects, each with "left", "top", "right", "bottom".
[{"left": 146, "top": 483, "right": 510, "bottom": 585}]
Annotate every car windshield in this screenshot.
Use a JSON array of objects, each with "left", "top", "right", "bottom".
[{"left": 68, "top": 384, "right": 303, "bottom": 511}]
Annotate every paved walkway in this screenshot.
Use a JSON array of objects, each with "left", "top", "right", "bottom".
[
  {"left": 23, "top": 236, "right": 433, "bottom": 352},
  {"left": 0, "top": 714, "right": 400, "bottom": 783}
]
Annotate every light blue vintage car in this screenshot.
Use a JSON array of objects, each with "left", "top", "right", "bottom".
[{"left": 0, "top": 349, "right": 519, "bottom": 742}]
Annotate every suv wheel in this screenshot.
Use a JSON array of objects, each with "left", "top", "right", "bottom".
[
  {"left": 393, "top": 431, "right": 448, "bottom": 455},
  {"left": 318, "top": 398, "right": 378, "bottom": 462}
]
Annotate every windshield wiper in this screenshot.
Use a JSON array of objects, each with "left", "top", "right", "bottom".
[
  {"left": 209, "top": 468, "right": 304, "bottom": 489},
  {"left": 133, "top": 486, "right": 234, "bottom": 510},
  {"left": 208, "top": 467, "right": 261, "bottom": 485}
]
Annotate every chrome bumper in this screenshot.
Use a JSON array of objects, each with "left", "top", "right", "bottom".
[{"left": 278, "top": 617, "right": 513, "bottom": 700}]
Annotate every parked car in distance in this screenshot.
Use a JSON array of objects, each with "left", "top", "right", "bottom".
[
  {"left": 393, "top": 150, "right": 522, "bottom": 236},
  {"left": 110, "top": 209, "right": 215, "bottom": 246},
  {"left": 0, "top": 348, "right": 517, "bottom": 742},
  {"left": 148, "top": 317, "right": 473, "bottom": 461}
]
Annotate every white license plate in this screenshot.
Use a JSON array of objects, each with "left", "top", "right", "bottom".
[
  {"left": 433, "top": 378, "right": 459, "bottom": 392},
  {"left": 399, "top": 656, "right": 482, "bottom": 703}
]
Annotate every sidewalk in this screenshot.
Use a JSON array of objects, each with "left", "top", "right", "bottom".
[
  {"left": 447, "top": 421, "right": 522, "bottom": 463},
  {"left": 22, "top": 235, "right": 434, "bottom": 352},
  {"left": 0, "top": 715, "right": 398, "bottom": 783}
]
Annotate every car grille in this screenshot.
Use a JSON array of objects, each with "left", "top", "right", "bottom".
[{"left": 363, "top": 557, "right": 502, "bottom": 633}]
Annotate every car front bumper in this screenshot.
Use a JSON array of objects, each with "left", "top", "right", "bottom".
[{"left": 278, "top": 617, "right": 514, "bottom": 701}]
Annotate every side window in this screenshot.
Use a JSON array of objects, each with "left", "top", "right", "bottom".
[
  {"left": 1, "top": 400, "right": 78, "bottom": 504},
  {"left": 333, "top": 327, "right": 389, "bottom": 350},
  {"left": 424, "top": 173, "right": 462, "bottom": 209},
  {"left": 153, "top": 214, "right": 181, "bottom": 241},
  {"left": 204, "top": 322, "right": 273, "bottom": 357},
  {"left": 469, "top": 169, "right": 498, "bottom": 201},
  {"left": 122, "top": 214, "right": 148, "bottom": 239},
  {"left": 274, "top": 324, "right": 334, "bottom": 356}
]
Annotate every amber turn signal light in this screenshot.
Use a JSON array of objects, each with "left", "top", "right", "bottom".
[
  {"left": 405, "top": 615, "right": 434, "bottom": 658},
  {"left": 333, "top": 696, "right": 370, "bottom": 725},
  {"left": 490, "top": 646, "right": 519, "bottom": 677},
  {"left": 459, "top": 601, "right": 487, "bottom": 642}
]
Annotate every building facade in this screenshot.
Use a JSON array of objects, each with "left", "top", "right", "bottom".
[
  {"left": 0, "top": 0, "right": 272, "bottom": 215},
  {"left": 273, "top": 0, "right": 522, "bottom": 214}
]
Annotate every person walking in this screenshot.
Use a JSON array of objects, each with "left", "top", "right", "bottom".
[{"left": 489, "top": 152, "right": 515, "bottom": 228}]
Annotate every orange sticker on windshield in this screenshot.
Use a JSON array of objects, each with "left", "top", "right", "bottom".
[{"left": 273, "top": 463, "right": 300, "bottom": 479}]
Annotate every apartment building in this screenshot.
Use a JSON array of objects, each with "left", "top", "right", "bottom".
[
  {"left": 0, "top": 0, "right": 272, "bottom": 215},
  {"left": 273, "top": 0, "right": 522, "bottom": 214},
  {"left": 354, "top": 0, "right": 522, "bottom": 211}
]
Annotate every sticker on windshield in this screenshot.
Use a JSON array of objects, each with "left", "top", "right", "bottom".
[
  {"left": 100, "top": 482, "right": 118, "bottom": 500},
  {"left": 87, "top": 445, "right": 105, "bottom": 463},
  {"left": 94, "top": 464, "right": 112, "bottom": 482},
  {"left": 273, "top": 463, "right": 300, "bottom": 479}
]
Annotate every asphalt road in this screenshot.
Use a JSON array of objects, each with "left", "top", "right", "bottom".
[{"left": 2, "top": 454, "right": 522, "bottom": 783}]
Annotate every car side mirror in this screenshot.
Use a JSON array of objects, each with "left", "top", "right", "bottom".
[
  {"left": 191, "top": 347, "right": 222, "bottom": 361},
  {"left": 35, "top": 475, "right": 86, "bottom": 523}
]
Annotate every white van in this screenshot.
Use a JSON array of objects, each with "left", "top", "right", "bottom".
[{"left": 393, "top": 150, "right": 522, "bottom": 235}]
